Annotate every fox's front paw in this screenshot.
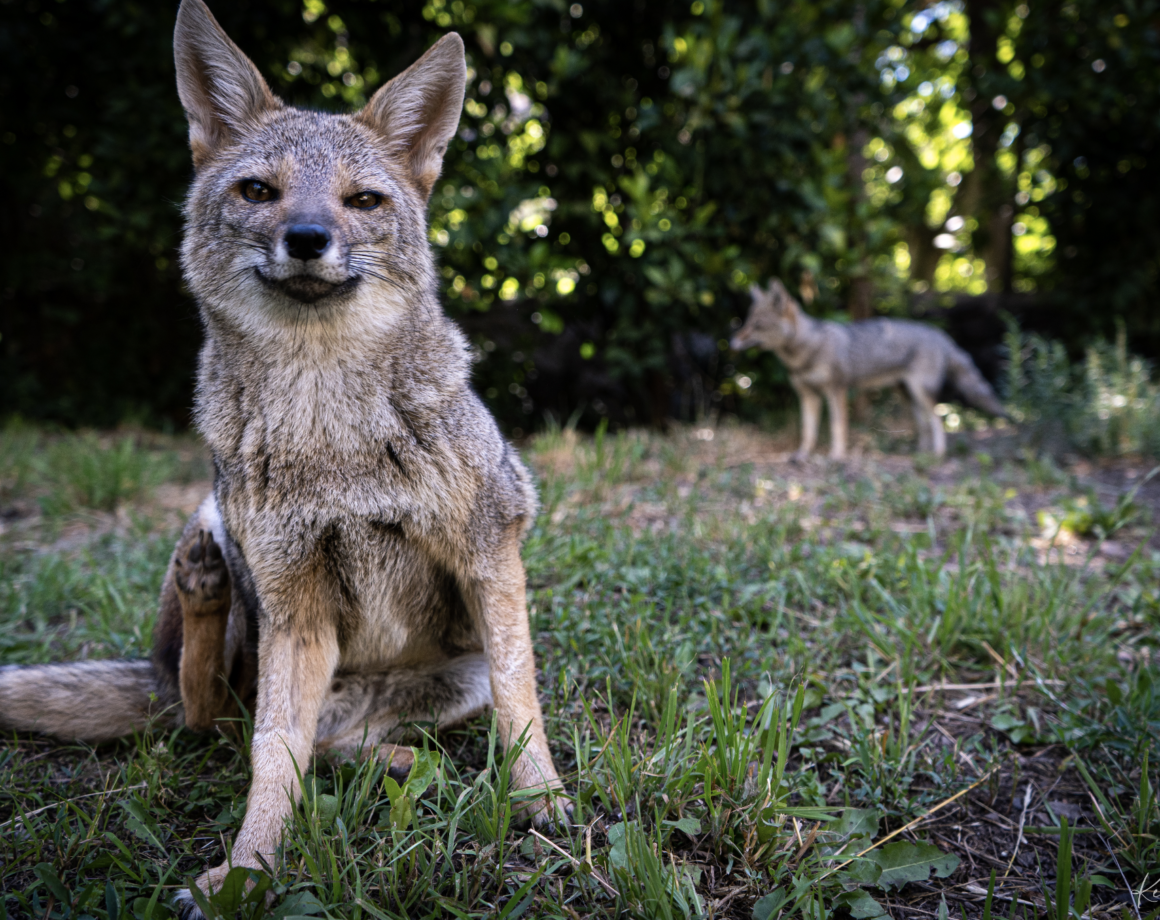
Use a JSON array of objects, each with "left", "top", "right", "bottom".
[
  {"left": 174, "top": 862, "right": 273, "bottom": 920},
  {"left": 173, "top": 863, "right": 230, "bottom": 920},
  {"left": 528, "top": 791, "right": 574, "bottom": 834},
  {"left": 510, "top": 781, "right": 572, "bottom": 833},
  {"left": 174, "top": 529, "right": 230, "bottom": 616}
]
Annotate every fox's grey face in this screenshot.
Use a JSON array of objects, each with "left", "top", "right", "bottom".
[
  {"left": 174, "top": 0, "right": 465, "bottom": 319},
  {"left": 730, "top": 281, "right": 798, "bottom": 351},
  {"left": 184, "top": 113, "right": 422, "bottom": 309}
]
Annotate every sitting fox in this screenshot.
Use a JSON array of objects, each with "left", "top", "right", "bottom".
[
  {"left": 731, "top": 280, "right": 1007, "bottom": 459},
  {"left": 0, "top": 1, "right": 563, "bottom": 913}
]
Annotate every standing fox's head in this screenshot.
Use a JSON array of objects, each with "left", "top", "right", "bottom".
[
  {"left": 730, "top": 279, "right": 805, "bottom": 352},
  {"left": 174, "top": 0, "right": 464, "bottom": 325}
]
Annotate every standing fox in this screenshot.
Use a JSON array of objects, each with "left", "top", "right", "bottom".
[
  {"left": 731, "top": 279, "right": 1008, "bottom": 459},
  {"left": 0, "top": 0, "right": 563, "bottom": 911}
]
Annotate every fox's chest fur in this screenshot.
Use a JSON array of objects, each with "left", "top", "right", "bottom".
[{"left": 195, "top": 316, "right": 526, "bottom": 671}]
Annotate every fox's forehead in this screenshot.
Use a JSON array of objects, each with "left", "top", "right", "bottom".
[
  {"left": 747, "top": 295, "right": 776, "bottom": 319},
  {"left": 212, "top": 109, "right": 406, "bottom": 191}
]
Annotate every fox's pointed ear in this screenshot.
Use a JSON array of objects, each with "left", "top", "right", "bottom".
[
  {"left": 174, "top": 0, "right": 278, "bottom": 170},
  {"left": 357, "top": 34, "right": 466, "bottom": 200}
]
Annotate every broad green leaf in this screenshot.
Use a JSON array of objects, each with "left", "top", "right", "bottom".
[
  {"left": 33, "top": 863, "right": 71, "bottom": 905},
  {"left": 106, "top": 881, "right": 123, "bottom": 920},
  {"left": 833, "top": 890, "right": 888, "bottom": 919},
  {"left": 120, "top": 799, "right": 168, "bottom": 855},
  {"left": 271, "top": 892, "right": 325, "bottom": 919},
  {"left": 868, "top": 841, "right": 960, "bottom": 891},
  {"left": 383, "top": 775, "right": 403, "bottom": 805},
  {"left": 833, "top": 807, "right": 880, "bottom": 839},
  {"left": 315, "top": 793, "right": 339, "bottom": 828},
  {"left": 752, "top": 889, "right": 787, "bottom": 920},
  {"left": 839, "top": 858, "right": 883, "bottom": 886},
  {"left": 606, "top": 821, "right": 631, "bottom": 870},
  {"left": 390, "top": 794, "right": 415, "bottom": 831},
  {"left": 667, "top": 816, "right": 702, "bottom": 836},
  {"left": 405, "top": 748, "right": 440, "bottom": 798}
]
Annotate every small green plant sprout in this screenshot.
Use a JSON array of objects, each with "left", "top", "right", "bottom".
[
  {"left": 1078, "top": 751, "right": 1160, "bottom": 879},
  {"left": 1043, "top": 492, "right": 1143, "bottom": 541},
  {"left": 382, "top": 746, "right": 440, "bottom": 832},
  {"left": 1041, "top": 816, "right": 1096, "bottom": 920},
  {"left": 1006, "top": 323, "right": 1160, "bottom": 458},
  {"left": 606, "top": 819, "right": 704, "bottom": 920}
]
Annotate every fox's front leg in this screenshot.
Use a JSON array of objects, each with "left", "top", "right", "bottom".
[
  {"left": 178, "top": 574, "right": 339, "bottom": 912},
  {"left": 469, "top": 524, "right": 565, "bottom": 826},
  {"left": 792, "top": 382, "right": 822, "bottom": 460}
]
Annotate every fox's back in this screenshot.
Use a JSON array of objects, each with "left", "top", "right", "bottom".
[{"left": 830, "top": 318, "right": 954, "bottom": 385}]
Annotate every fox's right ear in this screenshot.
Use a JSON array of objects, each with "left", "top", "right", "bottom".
[{"left": 174, "top": 0, "right": 278, "bottom": 169}]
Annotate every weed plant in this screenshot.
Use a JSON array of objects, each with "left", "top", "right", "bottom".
[
  {"left": 1, "top": 423, "right": 1158, "bottom": 917},
  {"left": 1006, "top": 324, "right": 1160, "bottom": 458}
]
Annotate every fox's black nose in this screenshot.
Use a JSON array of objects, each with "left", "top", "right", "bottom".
[{"left": 285, "top": 224, "right": 331, "bottom": 261}]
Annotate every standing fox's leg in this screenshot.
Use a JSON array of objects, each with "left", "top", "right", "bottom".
[
  {"left": 929, "top": 411, "right": 946, "bottom": 457},
  {"left": 825, "top": 388, "right": 849, "bottom": 460},
  {"left": 464, "top": 525, "right": 564, "bottom": 826},
  {"left": 904, "top": 379, "right": 944, "bottom": 455},
  {"left": 171, "top": 529, "right": 236, "bottom": 731},
  {"left": 792, "top": 383, "right": 822, "bottom": 460}
]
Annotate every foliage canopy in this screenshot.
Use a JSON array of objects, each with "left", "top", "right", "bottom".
[{"left": 0, "top": 0, "right": 1156, "bottom": 429}]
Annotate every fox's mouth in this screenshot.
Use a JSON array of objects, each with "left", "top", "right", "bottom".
[{"left": 255, "top": 269, "right": 359, "bottom": 304}]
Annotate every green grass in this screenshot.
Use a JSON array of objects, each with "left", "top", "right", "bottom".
[{"left": 2, "top": 421, "right": 1159, "bottom": 918}]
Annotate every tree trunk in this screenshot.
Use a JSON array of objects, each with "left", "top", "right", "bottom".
[
  {"left": 962, "top": 0, "right": 1017, "bottom": 295},
  {"left": 846, "top": 124, "right": 874, "bottom": 320}
]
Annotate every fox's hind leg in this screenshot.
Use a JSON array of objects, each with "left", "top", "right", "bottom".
[
  {"left": 903, "top": 378, "right": 945, "bottom": 456},
  {"left": 824, "top": 388, "right": 849, "bottom": 460},
  {"left": 313, "top": 653, "right": 494, "bottom": 782},
  {"left": 171, "top": 528, "right": 238, "bottom": 731}
]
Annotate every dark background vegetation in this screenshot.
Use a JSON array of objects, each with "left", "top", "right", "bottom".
[{"left": 1, "top": 0, "right": 1157, "bottom": 432}]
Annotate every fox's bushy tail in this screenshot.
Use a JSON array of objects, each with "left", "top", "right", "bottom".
[
  {"left": 0, "top": 660, "right": 179, "bottom": 742},
  {"left": 946, "top": 347, "right": 1009, "bottom": 419}
]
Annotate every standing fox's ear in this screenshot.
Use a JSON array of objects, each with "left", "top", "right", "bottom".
[
  {"left": 767, "top": 278, "right": 790, "bottom": 301},
  {"left": 357, "top": 33, "right": 466, "bottom": 200},
  {"left": 174, "top": 0, "right": 278, "bottom": 169}
]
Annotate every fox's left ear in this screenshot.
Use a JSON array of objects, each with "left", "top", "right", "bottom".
[
  {"left": 174, "top": 0, "right": 279, "bottom": 170},
  {"left": 358, "top": 33, "right": 466, "bottom": 200}
]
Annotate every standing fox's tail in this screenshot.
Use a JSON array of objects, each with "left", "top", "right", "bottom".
[
  {"left": 945, "top": 347, "right": 1010, "bottom": 419},
  {"left": 0, "top": 660, "right": 179, "bottom": 742}
]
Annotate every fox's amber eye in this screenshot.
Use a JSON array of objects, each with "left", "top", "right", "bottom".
[
  {"left": 346, "top": 191, "right": 382, "bottom": 210},
  {"left": 240, "top": 180, "right": 277, "bottom": 202}
]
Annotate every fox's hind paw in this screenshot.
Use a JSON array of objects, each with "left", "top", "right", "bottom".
[{"left": 174, "top": 529, "right": 230, "bottom": 616}]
